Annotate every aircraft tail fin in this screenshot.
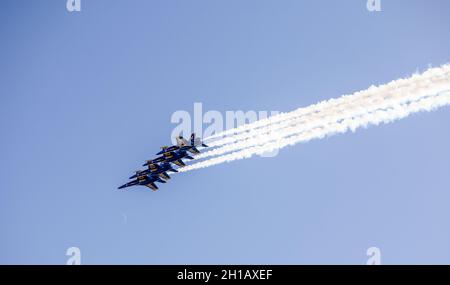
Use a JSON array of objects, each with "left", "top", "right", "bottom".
[{"left": 190, "top": 132, "right": 208, "bottom": 148}]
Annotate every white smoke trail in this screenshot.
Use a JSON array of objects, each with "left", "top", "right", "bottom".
[
  {"left": 181, "top": 90, "right": 450, "bottom": 172},
  {"left": 205, "top": 65, "right": 450, "bottom": 151},
  {"left": 198, "top": 66, "right": 450, "bottom": 159},
  {"left": 180, "top": 65, "right": 450, "bottom": 172}
]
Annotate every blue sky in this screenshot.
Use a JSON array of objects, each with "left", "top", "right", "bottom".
[{"left": 1, "top": 0, "right": 450, "bottom": 264}]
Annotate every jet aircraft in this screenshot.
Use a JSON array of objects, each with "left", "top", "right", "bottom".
[
  {"left": 145, "top": 148, "right": 194, "bottom": 167},
  {"left": 129, "top": 161, "right": 178, "bottom": 180},
  {"left": 118, "top": 133, "right": 209, "bottom": 191},
  {"left": 118, "top": 173, "right": 166, "bottom": 191},
  {"left": 157, "top": 133, "right": 208, "bottom": 155}
]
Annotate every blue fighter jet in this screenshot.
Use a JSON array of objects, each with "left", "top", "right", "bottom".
[
  {"left": 118, "top": 173, "right": 166, "bottom": 191},
  {"left": 144, "top": 148, "right": 194, "bottom": 168},
  {"left": 129, "top": 161, "right": 178, "bottom": 180},
  {"left": 157, "top": 133, "right": 208, "bottom": 155},
  {"left": 118, "top": 133, "right": 209, "bottom": 191}
]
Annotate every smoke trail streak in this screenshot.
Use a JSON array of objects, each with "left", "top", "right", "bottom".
[
  {"left": 180, "top": 65, "right": 450, "bottom": 172},
  {"left": 198, "top": 66, "right": 450, "bottom": 159},
  {"left": 200, "top": 80, "right": 450, "bottom": 159},
  {"left": 205, "top": 65, "right": 450, "bottom": 151},
  {"left": 181, "top": 90, "right": 450, "bottom": 172}
]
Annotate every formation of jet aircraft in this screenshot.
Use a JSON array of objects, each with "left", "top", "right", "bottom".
[{"left": 118, "top": 133, "right": 208, "bottom": 191}]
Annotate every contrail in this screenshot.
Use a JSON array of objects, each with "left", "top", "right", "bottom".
[
  {"left": 197, "top": 65, "right": 450, "bottom": 160},
  {"left": 182, "top": 90, "right": 450, "bottom": 172},
  {"left": 204, "top": 66, "right": 450, "bottom": 154},
  {"left": 205, "top": 65, "right": 449, "bottom": 145},
  {"left": 180, "top": 65, "right": 450, "bottom": 172}
]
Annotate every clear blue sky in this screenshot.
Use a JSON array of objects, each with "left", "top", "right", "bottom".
[{"left": 1, "top": 0, "right": 450, "bottom": 264}]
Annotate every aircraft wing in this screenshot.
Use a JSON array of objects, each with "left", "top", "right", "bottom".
[
  {"left": 173, "top": 159, "right": 186, "bottom": 167},
  {"left": 180, "top": 145, "right": 200, "bottom": 154},
  {"left": 145, "top": 182, "right": 158, "bottom": 191},
  {"left": 159, "top": 172, "right": 171, "bottom": 180},
  {"left": 188, "top": 147, "right": 200, "bottom": 154}
]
